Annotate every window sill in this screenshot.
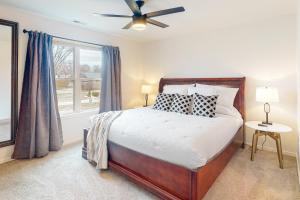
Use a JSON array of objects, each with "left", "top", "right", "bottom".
[{"left": 60, "top": 109, "right": 98, "bottom": 119}]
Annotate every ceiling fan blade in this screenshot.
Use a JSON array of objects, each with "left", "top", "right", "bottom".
[
  {"left": 146, "top": 7, "right": 185, "bottom": 18},
  {"left": 124, "top": 0, "right": 142, "bottom": 16},
  {"left": 101, "top": 14, "right": 132, "bottom": 18},
  {"left": 147, "top": 19, "right": 169, "bottom": 28},
  {"left": 122, "top": 22, "right": 133, "bottom": 29}
]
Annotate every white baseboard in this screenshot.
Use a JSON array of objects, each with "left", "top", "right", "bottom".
[
  {"left": 245, "top": 142, "right": 296, "bottom": 157},
  {"left": 63, "top": 139, "right": 82, "bottom": 147},
  {"left": 0, "top": 145, "right": 14, "bottom": 164}
]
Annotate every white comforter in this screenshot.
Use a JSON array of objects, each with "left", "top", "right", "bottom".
[{"left": 107, "top": 107, "right": 243, "bottom": 170}]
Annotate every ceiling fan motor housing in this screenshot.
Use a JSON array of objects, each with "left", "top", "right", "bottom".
[{"left": 132, "top": 15, "right": 146, "bottom": 25}]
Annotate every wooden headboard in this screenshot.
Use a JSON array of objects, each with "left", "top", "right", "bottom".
[{"left": 159, "top": 77, "right": 246, "bottom": 119}]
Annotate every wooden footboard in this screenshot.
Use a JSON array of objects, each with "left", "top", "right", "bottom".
[{"left": 82, "top": 127, "right": 243, "bottom": 200}]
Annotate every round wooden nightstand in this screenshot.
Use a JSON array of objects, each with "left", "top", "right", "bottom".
[{"left": 245, "top": 121, "right": 292, "bottom": 169}]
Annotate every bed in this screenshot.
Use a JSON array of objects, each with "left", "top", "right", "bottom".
[{"left": 82, "top": 77, "right": 245, "bottom": 200}]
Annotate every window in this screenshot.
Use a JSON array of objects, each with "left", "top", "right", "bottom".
[{"left": 53, "top": 40, "right": 102, "bottom": 114}]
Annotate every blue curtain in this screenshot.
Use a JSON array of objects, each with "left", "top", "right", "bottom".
[
  {"left": 99, "top": 46, "right": 122, "bottom": 112},
  {"left": 12, "top": 31, "right": 63, "bottom": 159}
]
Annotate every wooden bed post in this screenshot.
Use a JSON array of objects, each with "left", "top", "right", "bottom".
[{"left": 82, "top": 128, "right": 88, "bottom": 159}]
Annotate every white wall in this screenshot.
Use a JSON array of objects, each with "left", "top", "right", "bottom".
[
  {"left": 0, "top": 5, "right": 144, "bottom": 163},
  {"left": 142, "top": 15, "right": 298, "bottom": 156}
]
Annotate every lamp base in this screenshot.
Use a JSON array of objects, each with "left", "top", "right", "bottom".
[
  {"left": 258, "top": 123, "right": 267, "bottom": 127},
  {"left": 262, "top": 103, "right": 272, "bottom": 125},
  {"left": 144, "top": 94, "right": 148, "bottom": 107},
  {"left": 262, "top": 121, "right": 272, "bottom": 125}
]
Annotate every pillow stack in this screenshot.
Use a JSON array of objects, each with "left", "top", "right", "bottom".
[{"left": 152, "top": 84, "right": 239, "bottom": 118}]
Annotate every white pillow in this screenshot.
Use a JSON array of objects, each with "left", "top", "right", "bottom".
[
  {"left": 188, "top": 86, "right": 217, "bottom": 96},
  {"left": 215, "top": 105, "right": 242, "bottom": 118},
  {"left": 163, "top": 84, "right": 195, "bottom": 95},
  {"left": 195, "top": 84, "right": 239, "bottom": 108}
]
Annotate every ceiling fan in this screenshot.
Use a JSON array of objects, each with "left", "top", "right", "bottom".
[{"left": 98, "top": 0, "right": 185, "bottom": 30}]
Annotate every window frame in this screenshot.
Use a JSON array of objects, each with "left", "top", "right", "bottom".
[{"left": 53, "top": 39, "right": 102, "bottom": 116}]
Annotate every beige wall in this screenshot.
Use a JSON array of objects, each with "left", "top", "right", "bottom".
[
  {"left": 142, "top": 15, "right": 298, "bottom": 156},
  {"left": 0, "top": 5, "right": 144, "bottom": 163}
]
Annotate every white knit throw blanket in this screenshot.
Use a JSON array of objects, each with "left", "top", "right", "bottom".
[{"left": 87, "top": 111, "right": 122, "bottom": 169}]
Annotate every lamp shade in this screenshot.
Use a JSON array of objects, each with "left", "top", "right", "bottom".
[
  {"left": 141, "top": 84, "right": 152, "bottom": 94},
  {"left": 256, "top": 87, "right": 279, "bottom": 103}
]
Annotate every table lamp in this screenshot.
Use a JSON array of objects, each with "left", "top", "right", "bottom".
[
  {"left": 141, "top": 84, "right": 152, "bottom": 107},
  {"left": 256, "top": 86, "right": 279, "bottom": 125}
]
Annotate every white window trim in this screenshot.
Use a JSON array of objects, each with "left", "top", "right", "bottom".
[
  {"left": 54, "top": 39, "right": 102, "bottom": 115},
  {"left": 74, "top": 47, "right": 81, "bottom": 113},
  {"left": 60, "top": 108, "right": 99, "bottom": 119}
]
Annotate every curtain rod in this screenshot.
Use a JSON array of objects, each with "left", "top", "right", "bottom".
[{"left": 23, "top": 29, "right": 109, "bottom": 48}]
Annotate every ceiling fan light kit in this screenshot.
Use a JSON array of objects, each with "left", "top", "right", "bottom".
[
  {"left": 99, "top": 0, "right": 185, "bottom": 31},
  {"left": 132, "top": 15, "right": 147, "bottom": 31}
]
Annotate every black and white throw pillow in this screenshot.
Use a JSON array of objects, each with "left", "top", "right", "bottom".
[
  {"left": 153, "top": 93, "right": 175, "bottom": 111},
  {"left": 192, "top": 94, "right": 218, "bottom": 118},
  {"left": 169, "top": 94, "right": 193, "bottom": 115}
]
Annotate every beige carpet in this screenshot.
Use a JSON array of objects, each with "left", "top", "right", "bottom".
[{"left": 0, "top": 143, "right": 299, "bottom": 200}]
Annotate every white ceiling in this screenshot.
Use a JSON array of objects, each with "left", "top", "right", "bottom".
[{"left": 0, "top": 0, "right": 296, "bottom": 42}]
